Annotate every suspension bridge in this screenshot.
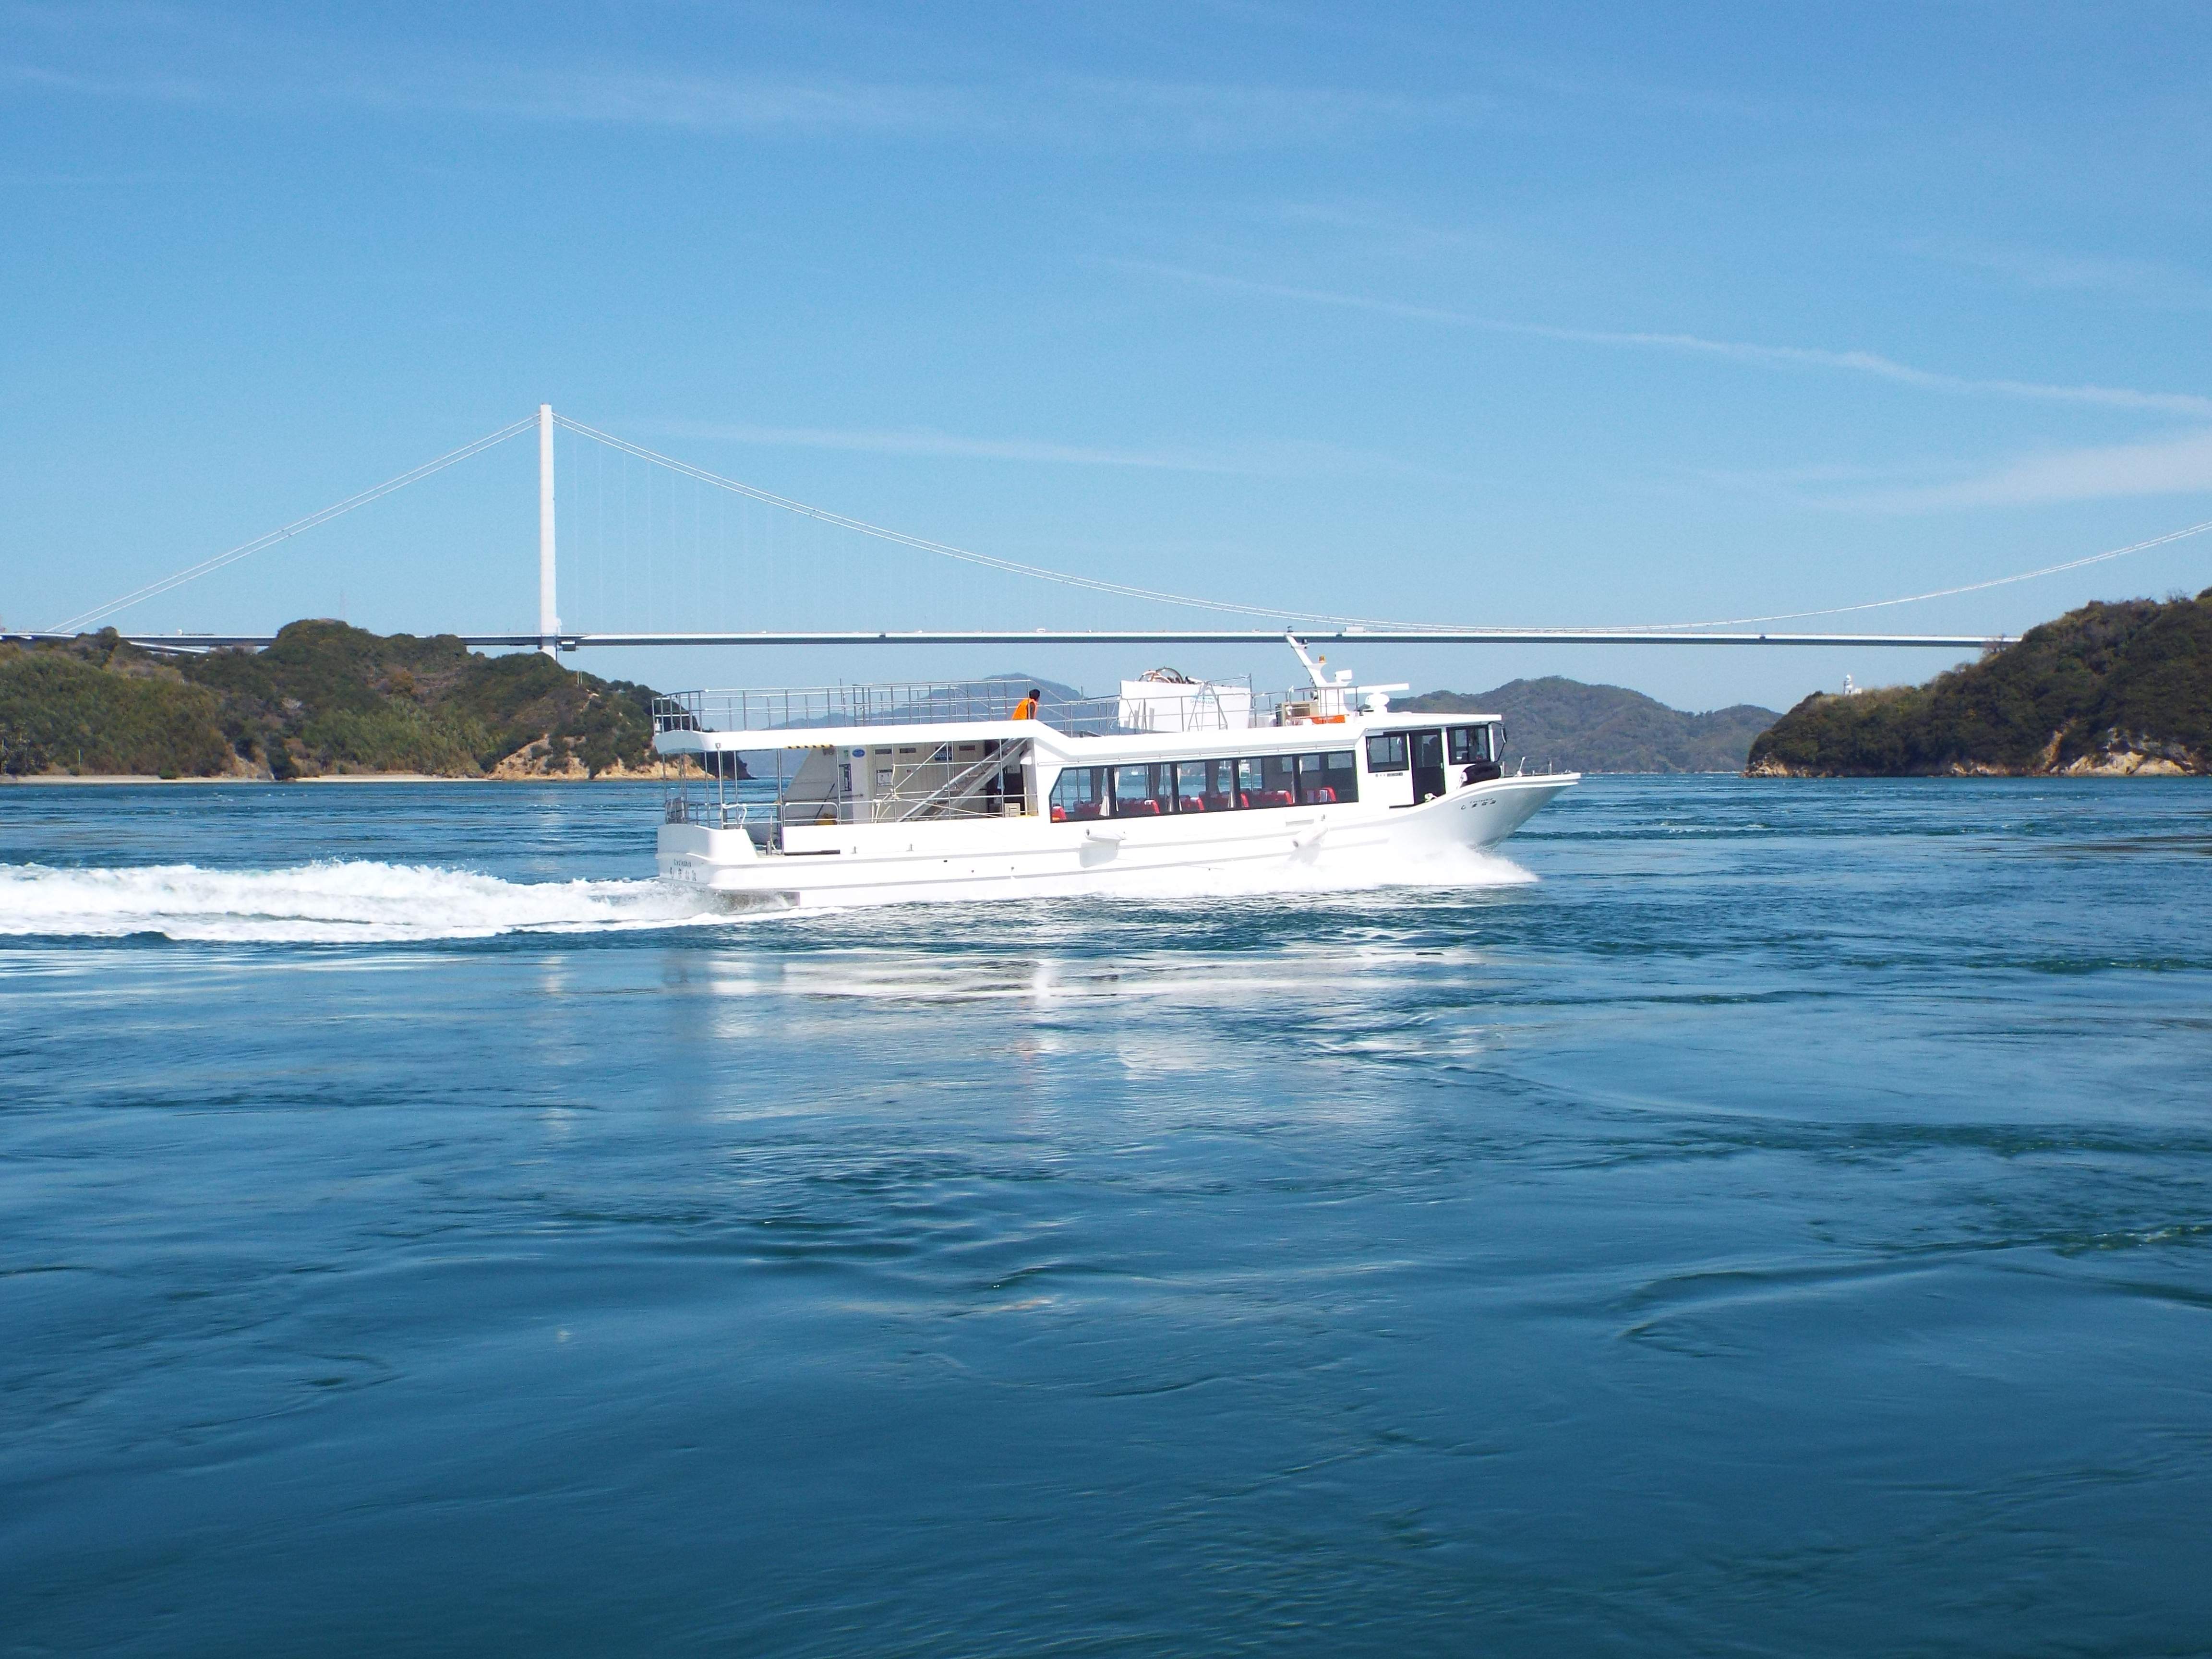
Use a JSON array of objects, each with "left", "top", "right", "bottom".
[{"left": 12, "top": 404, "right": 2210, "bottom": 660}]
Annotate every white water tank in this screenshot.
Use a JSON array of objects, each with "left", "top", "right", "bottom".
[{"left": 1117, "top": 679, "right": 1253, "bottom": 733}]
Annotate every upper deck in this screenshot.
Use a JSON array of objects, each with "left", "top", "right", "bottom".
[{"left": 652, "top": 676, "right": 1358, "bottom": 750}]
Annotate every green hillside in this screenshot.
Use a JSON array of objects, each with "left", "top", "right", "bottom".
[
  {"left": 0, "top": 637, "right": 233, "bottom": 778},
  {"left": 1, "top": 622, "right": 669, "bottom": 780},
  {"left": 1399, "top": 677, "right": 1778, "bottom": 772},
  {"left": 1747, "top": 591, "right": 2212, "bottom": 776}
]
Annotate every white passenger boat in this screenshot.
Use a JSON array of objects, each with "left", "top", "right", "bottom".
[{"left": 651, "top": 639, "right": 1577, "bottom": 906}]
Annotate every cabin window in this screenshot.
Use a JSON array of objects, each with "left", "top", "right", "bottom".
[
  {"left": 1211, "top": 758, "right": 1239, "bottom": 809},
  {"left": 1113, "top": 764, "right": 1170, "bottom": 816},
  {"left": 1049, "top": 766, "right": 1111, "bottom": 822},
  {"left": 1365, "top": 733, "right": 1408, "bottom": 772},
  {"left": 1182, "top": 758, "right": 1236, "bottom": 810},
  {"left": 1412, "top": 730, "right": 1445, "bottom": 770},
  {"left": 1298, "top": 750, "right": 1358, "bottom": 804},
  {"left": 1448, "top": 726, "right": 1478, "bottom": 764},
  {"left": 1233, "top": 756, "right": 1296, "bottom": 809}
]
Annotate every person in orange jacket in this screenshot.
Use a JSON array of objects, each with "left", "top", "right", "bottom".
[{"left": 1013, "top": 688, "right": 1040, "bottom": 721}]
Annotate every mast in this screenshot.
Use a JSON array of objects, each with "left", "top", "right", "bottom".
[{"left": 537, "top": 403, "right": 558, "bottom": 657}]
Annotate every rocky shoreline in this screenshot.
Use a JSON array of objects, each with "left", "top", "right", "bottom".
[{"left": 1748, "top": 730, "right": 2205, "bottom": 778}]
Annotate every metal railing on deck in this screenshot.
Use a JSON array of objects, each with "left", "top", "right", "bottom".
[
  {"left": 653, "top": 679, "right": 1283, "bottom": 739},
  {"left": 665, "top": 795, "right": 749, "bottom": 830}
]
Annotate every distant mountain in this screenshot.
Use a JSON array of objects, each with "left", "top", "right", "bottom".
[
  {"left": 983, "top": 674, "right": 1091, "bottom": 707},
  {"left": 1748, "top": 591, "right": 2212, "bottom": 776},
  {"left": 1397, "top": 677, "right": 1779, "bottom": 773}
]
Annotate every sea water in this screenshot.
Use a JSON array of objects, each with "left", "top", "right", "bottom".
[{"left": 2, "top": 778, "right": 2208, "bottom": 1656}]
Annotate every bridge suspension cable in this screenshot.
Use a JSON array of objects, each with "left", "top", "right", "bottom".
[
  {"left": 46, "top": 415, "right": 538, "bottom": 635},
  {"left": 1634, "top": 517, "right": 2212, "bottom": 631},
  {"left": 549, "top": 415, "right": 1362, "bottom": 629},
  {"left": 553, "top": 418, "right": 2212, "bottom": 638},
  {"left": 37, "top": 402, "right": 2212, "bottom": 642}
]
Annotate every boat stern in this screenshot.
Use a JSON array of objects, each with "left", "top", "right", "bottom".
[{"left": 657, "top": 819, "right": 759, "bottom": 887}]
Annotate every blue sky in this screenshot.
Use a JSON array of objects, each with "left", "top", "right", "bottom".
[{"left": 4, "top": 1, "right": 2210, "bottom": 710}]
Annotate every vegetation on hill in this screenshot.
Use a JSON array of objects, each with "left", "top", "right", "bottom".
[
  {"left": 1747, "top": 591, "right": 2212, "bottom": 777},
  {"left": 1399, "top": 677, "right": 1779, "bottom": 772},
  {"left": 1, "top": 622, "right": 672, "bottom": 780},
  {"left": 0, "top": 636, "right": 232, "bottom": 778}
]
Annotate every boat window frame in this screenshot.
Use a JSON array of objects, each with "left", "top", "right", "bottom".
[
  {"left": 1112, "top": 762, "right": 1172, "bottom": 817},
  {"left": 1048, "top": 764, "right": 1113, "bottom": 822},
  {"left": 1201, "top": 757, "right": 1240, "bottom": 811},
  {"left": 1232, "top": 755, "right": 1297, "bottom": 810},
  {"left": 1298, "top": 749, "right": 1358, "bottom": 805}
]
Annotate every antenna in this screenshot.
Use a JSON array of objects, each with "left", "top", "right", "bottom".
[{"left": 1285, "top": 631, "right": 1329, "bottom": 685}]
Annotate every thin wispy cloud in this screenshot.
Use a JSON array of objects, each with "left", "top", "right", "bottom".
[
  {"left": 0, "top": 58, "right": 207, "bottom": 101},
  {"left": 0, "top": 45, "right": 967, "bottom": 131},
  {"left": 1125, "top": 262, "right": 2212, "bottom": 418},
  {"left": 1908, "top": 238, "right": 2212, "bottom": 310},
  {"left": 658, "top": 422, "right": 1227, "bottom": 470},
  {"left": 420, "top": 69, "right": 1467, "bottom": 144},
  {"left": 2, "top": 17, "right": 1494, "bottom": 150},
  {"left": 1862, "top": 429, "right": 2212, "bottom": 510},
  {"left": 396, "top": 68, "right": 969, "bottom": 135},
  {"left": 1254, "top": 200, "right": 1525, "bottom": 260},
  {"left": 650, "top": 421, "right": 1439, "bottom": 480}
]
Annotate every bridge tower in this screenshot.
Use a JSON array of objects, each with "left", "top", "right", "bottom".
[{"left": 537, "top": 403, "right": 558, "bottom": 657}]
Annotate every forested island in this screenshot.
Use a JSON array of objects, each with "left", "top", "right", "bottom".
[
  {"left": 6, "top": 625, "right": 1781, "bottom": 781},
  {"left": 0, "top": 622, "right": 667, "bottom": 780},
  {"left": 15, "top": 594, "right": 2206, "bottom": 782},
  {"left": 1749, "top": 590, "right": 2212, "bottom": 777}
]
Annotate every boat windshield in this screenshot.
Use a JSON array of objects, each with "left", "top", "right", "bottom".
[{"left": 1448, "top": 725, "right": 1499, "bottom": 764}]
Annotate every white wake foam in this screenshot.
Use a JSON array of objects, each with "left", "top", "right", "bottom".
[
  {"left": 0, "top": 843, "right": 1538, "bottom": 943},
  {"left": 0, "top": 861, "right": 723, "bottom": 943}
]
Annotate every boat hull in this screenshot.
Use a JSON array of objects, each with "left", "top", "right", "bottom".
[{"left": 657, "top": 773, "right": 1577, "bottom": 906}]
